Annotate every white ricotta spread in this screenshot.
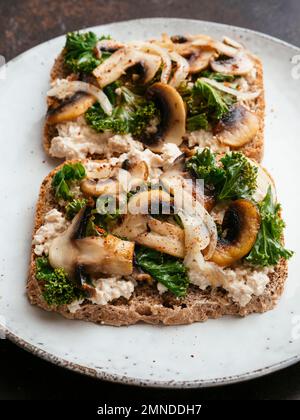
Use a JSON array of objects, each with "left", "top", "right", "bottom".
[
  {"left": 224, "top": 265, "right": 272, "bottom": 307},
  {"left": 90, "top": 277, "right": 135, "bottom": 305},
  {"left": 107, "top": 134, "right": 142, "bottom": 156},
  {"left": 187, "top": 130, "right": 230, "bottom": 153},
  {"left": 49, "top": 117, "right": 112, "bottom": 160},
  {"left": 33, "top": 209, "right": 69, "bottom": 256},
  {"left": 160, "top": 143, "right": 182, "bottom": 169},
  {"left": 187, "top": 258, "right": 272, "bottom": 307}
]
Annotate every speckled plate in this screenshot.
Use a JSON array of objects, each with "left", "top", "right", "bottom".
[{"left": 0, "top": 18, "right": 300, "bottom": 388}]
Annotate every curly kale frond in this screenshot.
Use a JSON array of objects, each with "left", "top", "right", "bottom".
[
  {"left": 52, "top": 162, "right": 86, "bottom": 201},
  {"left": 246, "top": 187, "right": 293, "bottom": 266},
  {"left": 65, "top": 198, "right": 88, "bottom": 220},
  {"left": 64, "top": 31, "right": 111, "bottom": 73},
  {"left": 85, "top": 86, "right": 158, "bottom": 136},
  {"left": 36, "top": 258, "right": 82, "bottom": 306},
  {"left": 186, "top": 148, "right": 257, "bottom": 201}
]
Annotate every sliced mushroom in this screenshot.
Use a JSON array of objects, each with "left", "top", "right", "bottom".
[
  {"left": 168, "top": 51, "right": 189, "bottom": 87},
  {"left": 209, "top": 199, "right": 260, "bottom": 267},
  {"left": 127, "top": 188, "right": 172, "bottom": 215},
  {"left": 92, "top": 47, "right": 161, "bottom": 88},
  {"left": 47, "top": 92, "right": 96, "bottom": 124},
  {"left": 111, "top": 188, "right": 185, "bottom": 258},
  {"left": 214, "top": 105, "right": 259, "bottom": 148},
  {"left": 76, "top": 235, "right": 134, "bottom": 276},
  {"left": 210, "top": 51, "right": 254, "bottom": 76},
  {"left": 128, "top": 41, "right": 172, "bottom": 84},
  {"left": 142, "top": 82, "right": 186, "bottom": 152},
  {"left": 136, "top": 217, "right": 185, "bottom": 258},
  {"left": 122, "top": 159, "right": 149, "bottom": 190},
  {"left": 170, "top": 35, "right": 215, "bottom": 73},
  {"left": 94, "top": 39, "right": 124, "bottom": 58},
  {"left": 188, "top": 49, "right": 216, "bottom": 74},
  {"left": 112, "top": 213, "right": 184, "bottom": 258},
  {"left": 48, "top": 208, "right": 134, "bottom": 278},
  {"left": 47, "top": 80, "right": 112, "bottom": 115},
  {"left": 80, "top": 177, "right": 119, "bottom": 197}
]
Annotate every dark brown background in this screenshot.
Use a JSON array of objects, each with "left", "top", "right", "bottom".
[{"left": 1, "top": 0, "right": 300, "bottom": 401}]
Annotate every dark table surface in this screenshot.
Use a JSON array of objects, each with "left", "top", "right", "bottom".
[{"left": 1, "top": 0, "right": 299, "bottom": 401}]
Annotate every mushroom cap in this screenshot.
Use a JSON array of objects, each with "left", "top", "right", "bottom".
[
  {"left": 48, "top": 208, "right": 134, "bottom": 278},
  {"left": 210, "top": 51, "right": 254, "bottom": 76},
  {"left": 47, "top": 92, "right": 96, "bottom": 124},
  {"left": 142, "top": 82, "right": 186, "bottom": 152},
  {"left": 93, "top": 47, "right": 161, "bottom": 88},
  {"left": 209, "top": 199, "right": 260, "bottom": 267},
  {"left": 214, "top": 105, "right": 259, "bottom": 148}
]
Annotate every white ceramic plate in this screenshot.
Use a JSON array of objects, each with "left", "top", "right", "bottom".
[{"left": 0, "top": 18, "right": 299, "bottom": 388}]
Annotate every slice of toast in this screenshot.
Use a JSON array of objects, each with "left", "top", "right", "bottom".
[
  {"left": 44, "top": 41, "right": 265, "bottom": 162},
  {"left": 27, "top": 161, "right": 287, "bottom": 327}
]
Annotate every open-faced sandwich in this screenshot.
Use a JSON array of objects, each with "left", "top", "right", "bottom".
[
  {"left": 28, "top": 148, "right": 292, "bottom": 326},
  {"left": 44, "top": 31, "right": 264, "bottom": 163}
]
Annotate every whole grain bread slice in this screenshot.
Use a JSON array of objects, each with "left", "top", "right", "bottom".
[
  {"left": 27, "top": 161, "right": 287, "bottom": 327},
  {"left": 43, "top": 50, "right": 265, "bottom": 162}
]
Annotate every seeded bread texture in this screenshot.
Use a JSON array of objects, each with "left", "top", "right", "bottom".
[
  {"left": 27, "top": 161, "right": 287, "bottom": 327},
  {"left": 43, "top": 50, "right": 265, "bottom": 162}
]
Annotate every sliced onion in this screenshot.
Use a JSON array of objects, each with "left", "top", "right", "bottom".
[
  {"left": 129, "top": 41, "right": 172, "bottom": 84},
  {"left": 222, "top": 36, "right": 243, "bottom": 50},
  {"left": 200, "top": 77, "right": 261, "bottom": 101},
  {"left": 168, "top": 51, "right": 189, "bottom": 87},
  {"left": 160, "top": 171, "right": 217, "bottom": 260},
  {"left": 191, "top": 39, "right": 238, "bottom": 57},
  {"left": 48, "top": 80, "right": 112, "bottom": 115}
]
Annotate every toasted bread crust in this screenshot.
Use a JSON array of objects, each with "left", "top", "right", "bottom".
[
  {"left": 43, "top": 50, "right": 265, "bottom": 162},
  {"left": 27, "top": 161, "right": 288, "bottom": 326}
]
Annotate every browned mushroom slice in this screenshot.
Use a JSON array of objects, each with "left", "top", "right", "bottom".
[
  {"left": 127, "top": 189, "right": 172, "bottom": 215},
  {"left": 94, "top": 39, "right": 124, "bottom": 58},
  {"left": 142, "top": 83, "right": 186, "bottom": 152},
  {"left": 210, "top": 51, "right": 254, "bottom": 76},
  {"left": 214, "top": 105, "right": 259, "bottom": 148},
  {"left": 122, "top": 159, "right": 149, "bottom": 182},
  {"left": 111, "top": 188, "right": 184, "bottom": 258},
  {"left": 80, "top": 178, "right": 119, "bottom": 197},
  {"left": 188, "top": 49, "right": 215, "bottom": 74},
  {"left": 93, "top": 47, "right": 161, "bottom": 88},
  {"left": 48, "top": 208, "right": 134, "bottom": 277},
  {"left": 136, "top": 217, "right": 185, "bottom": 258},
  {"left": 47, "top": 92, "right": 96, "bottom": 124},
  {"left": 209, "top": 199, "right": 260, "bottom": 267},
  {"left": 76, "top": 235, "right": 134, "bottom": 276}
]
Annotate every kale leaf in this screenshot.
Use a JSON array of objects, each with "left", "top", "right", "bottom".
[
  {"left": 193, "top": 79, "right": 233, "bottom": 121},
  {"left": 64, "top": 31, "right": 111, "bottom": 73},
  {"left": 217, "top": 152, "right": 258, "bottom": 201},
  {"left": 246, "top": 187, "right": 293, "bottom": 266},
  {"left": 185, "top": 148, "right": 226, "bottom": 188},
  {"left": 85, "top": 87, "right": 158, "bottom": 136},
  {"left": 36, "top": 257, "right": 81, "bottom": 306},
  {"left": 186, "top": 148, "right": 257, "bottom": 201},
  {"left": 135, "top": 246, "right": 189, "bottom": 297},
  {"left": 178, "top": 79, "right": 236, "bottom": 128},
  {"left": 186, "top": 113, "right": 208, "bottom": 131},
  {"left": 200, "top": 70, "right": 236, "bottom": 83},
  {"left": 52, "top": 162, "right": 86, "bottom": 201},
  {"left": 65, "top": 198, "right": 88, "bottom": 220}
]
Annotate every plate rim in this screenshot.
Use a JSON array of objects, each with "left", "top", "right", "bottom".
[
  {"left": 1, "top": 17, "right": 300, "bottom": 388},
  {"left": 5, "top": 328, "right": 300, "bottom": 388}
]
